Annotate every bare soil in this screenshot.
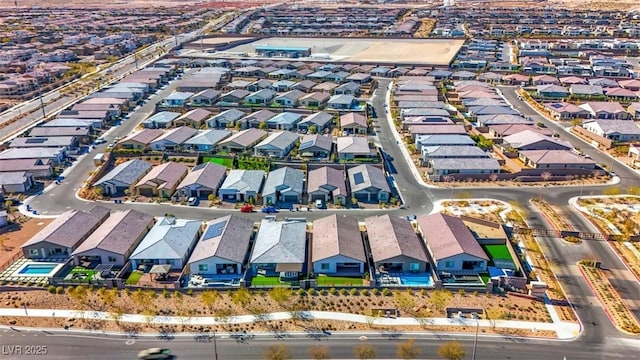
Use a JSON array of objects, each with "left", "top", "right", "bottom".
[{"left": 0, "top": 217, "right": 54, "bottom": 269}]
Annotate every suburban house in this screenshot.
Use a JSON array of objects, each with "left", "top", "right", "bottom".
[
  {"left": 176, "top": 162, "right": 227, "bottom": 199},
  {"left": 340, "top": 112, "right": 368, "bottom": 135},
  {"left": 183, "top": 129, "right": 232, "bottom": 152},
  {"left": 245, "top": 89, "right": 276, "bottom": 105},
  {"left": 250, "top": 218, "right": 308, "bottom": 276},
  {"left": 415, "top": 134, "right": 476, "bottom": 152},
  {"left": 161, "top": 92, "right": 194, "bottom": 107},
  {"left": 518, "top": 150, "right": 598, "bottom": 169},
  {"left": 149, "top": 126, "right": 199, "bottom": 152},
  {"left": 219, "top": 89, "right": 250, "bottom": 103},
  {"left": 365, "top": 214, "right": 429, "bottom": 273},
  {"left": 337, "top": 136, "right": 373, "bottom": 160},
  {"left": 134, "top": 162, "right": 189, "bottom": 198},
  {"left": 348, "top": 164, "right": 390, "bottom": 203},
  {"left": 422, "top": 146, "right": 490, "bottom": 164},
  {"left": 582, "top": 119, "right": 640, "bottom": 142},
  {"left": 21, "top": 206, "right": 111, "bottom": 259},
  {"left": 10, "top": 136, "right": 78, "bottom": 151},
  {"left": 93, "top": 159, "right": 152, "bottom": 196},
  {"left": 130, "top": 217, "right": 202, "bottom": 270},
  {"left": 628, "top": 103, "right": 640, "bottom": 119},
  {"left": 174, "top": 108, "right": 212, "bottom": 128},
  {"left": 254, "top": 131, "right": 299, "bottom": 158},
  {"left": 190, "top": 89, "right": 221, "bottom": 106},
  {"left": 0, "top": 147, "right": 65, "bottom": 164},
  {"left": 217, "top": 128, "right": 267, "bottom": 152},
  {"left": 266, "top": 112, "right": 303, "bottom": 131},
  {"left": 0, "top": 172, "right": 34, "bottom": 193},
  {"left": 262, "top": 167, "right": 305, "bottom": 205},
  {"left": 297, "top": 112, "right": 334, "bottom": 133},
  {"left": 579, "top": 102, "right": 629, "bottom": 120},
  {"left": 141, "top": 111, "right": 180, "bottom": 129},
  {"left": 299, "top": 92, "right": 330, "bottom": 109},
  {"left": 71, "top": 209, "right": 155, "bottom": 267},
  {"left": 186, "top": 215, "right": 254, "bottom": 276},
  {"left": 218, "top": 169, "right": 265, "bottom": 202},
  {"left": 0, "top": 159, "right": 54, "bottom": 178},
  {"left": 569, "top": 84, "right": 604, "bottom": 97},
  {"left": 299, "top": 134, "right": 333, "bottom": 158},
  {"left": 307, "top": 166, "right": 347, "bottom": 205},
  {"left": 536, "top": 84, "right": 569, "bottom": 98},
  {"left": 488, "top": 124, "right": 553, "bottom": 139},
  {"left": 417, "top": 213, "right": 488, "bottom": 274},
  {"left": 312, "top": 214, "right": 365, "bottom": 275},
  {"left": 544, "top": 102, "right": 590, "bottom": 120},
  {"left": 274, "top": 89, "right": 306, "bottom": 107},
  {"left": 501, "top": 130, "right": 571, "bottom": 151},
  {"left": 428, "top": 158, "right": 501, "bottom": 176},
  {"left": 327, "top": 94, "right": 356, "bottom": 110},
  {"left": 207, "top": 108, "right": 246, "bottom": 128},
  {"left": 118, "top": 129, "right": 164, "bottom": 150},
  {"left": 242, "top": 109, "right": 276, "bottom": 129},
  {"left": 334, "top": 82, "right": 361, "bottom": 96}
]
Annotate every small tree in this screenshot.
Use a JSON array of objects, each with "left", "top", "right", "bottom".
[
  {"left": 353, "top": 344, "right": 376, "bottom": 360},
  {"left": 268, "top": 287, "right": 292, "bottom": 307},
  {"left": 264, "top": 344, "right": 290, "bottom": 360},
  {"left": 396, "top": 339, "right": 421, "bottom": 360},
  {"left": 258, "top": 122, "right": 267, "bottom": 130},
  {"left": 232, "top": 288, "right": 253, "bottom": 307},
  {"left": 309, "top": 346, "right": 331, "bottom": 360},
  {"left": 199, "top": 290, "right": 220, "bottom": 312},
  {"left": 308, "top": 125, "right": 317, "bottom": 134},
  {"left": 438, "top": 341, "right": 466, "bottom": 360},
  {"left": 429, "top": 289, "right": 452, "bottom": 312}
]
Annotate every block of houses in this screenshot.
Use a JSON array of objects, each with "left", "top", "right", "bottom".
[
  {"left": 245, "top": 89, "right": 276, "bottom": 105},
  {"left": 312, "top": 214, "right": 365, "bottom": 275},
  {"left": 0, "top": 172, "right": 34, "bottom": 193},
  {"left": 337, "top": 136, "right": 372, "bottom": 160},
  {"left": 416, "top": 213, "right": 488, "bottom": 274},
  {"left": 118, "top": 129, "right": 164, "bottom": 150},
  {"left": 0, "top": 159, "right": 53, "bottom": 178},
  {"left": 207, "top": 108, "right": 246, "bottom": 128},
  {"left": 298, "top": 112, "right": 334, "bottom": 133},
  {"left": 218, "top": 169, "right": 265, "bottom": 202},
  {"left": 177, "top": 162, "right": 227, "bottom": 199},
  {"left": 218, "top": 128, "right": 267, "bottom": 152},
  {"left": 299, "top": 92, "right": 330, "bottom": 109},
  {"left": 130, "top": 217, "right": 202, "bottom": 270},
  {"left": 254, "top": 131, "right": 299, "bottom": 158},
  {"left": 299, "top": 134, "right": 333, "bottom": 158},
  {"left": 93, "top": 159, "right": 152, "bottom": 196},
  {"left": 71, "top": 209, "right": 155, "bottom": 267},
  {"left": 327, "top": 94, "right": 356, "bottom": 110},
  {"left": 241, "top": 109, "right": 276, "bottom": 129},
  {"left": 186, "top": 215, "right": 254, "bottom": 276},
  {"left": 174, "top": 108, "right": 212, "bottom": 128},
  {"left": 190, "top": 89, "right": 221, "bottom": 106},
  {"left": 544, "top": 102, "right": 590, "bottom": 120},
  {"left": 183, "top": 129, "right": 232, "bottom": 152},
  {"left": 266, "top": 112, "right": 303, "bottom": 131},
  {"left": 21, "top": 206, "right": 111, "bottom": 259},
  {"left": 150, "top": 126, "right": 199, "bottom": 152},
  {"left": 518, "top": 150, "right": 597, "bottom": 169},
  {"left": 307, "top": 166, "right": 347, "bottom": 205},
  {"left": 262, "top": 167, "right": 304, "bottom": 205},
  {"left": 582, "top": 119, "right": 640, "bottom": 142},
  {"left": 348, "top": 164, "right": 390, "bottom": 203},
  {"left": 340, "top": 112, "right": 368, "bottom": 135},
  {"left": 141, "top": 111, "right": 180, "bottom": 129},
  {"left": 274, "top": 89, "right": 306, "bottom": 107},
  {"left": 161, "top": 92, "right": 194, "bottom": 107},
  {"left": 134, "top": 162, "right": 189, "bottom": 198},
  {"left": 579, "top": 102, "right": 629, "bottom": 120},
  {"left": 501, "top": 130, "right": 571, "bottom": 151},
  {"left": 365, "top": 214, "right": 429, "bottom": 273},
  {"left": 250, "top": 218, "right": 307, "bottom": 275}
]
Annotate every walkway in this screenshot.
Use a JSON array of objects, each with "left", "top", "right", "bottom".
[{"left": 0, "top": 308, "right": 580, "bottom": 340}]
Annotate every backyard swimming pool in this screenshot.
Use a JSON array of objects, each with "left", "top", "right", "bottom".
[
  {"left": 399, "top": 275, "right": 434, "bottom": 287},
  {"left": 16, "top": 263, "right": 60, "bottom": 276}
]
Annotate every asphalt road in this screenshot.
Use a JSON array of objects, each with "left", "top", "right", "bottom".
[{"left": 3, "top": 328, "right": 640, "bottom": 360}]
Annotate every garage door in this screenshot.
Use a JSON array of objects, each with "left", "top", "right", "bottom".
[
  {"left": 138, "top": 188, "right": 154, "bottom": 197},
  {"left": 355, "top": 193, "right": 369, "bottom": 202},
  {"left": 310, "top": 194, "right": 326, "bottom": 202},
  {"left": 283, "top": 195, "right": 299, "bottom": 203},
  {"left": 198, "top": 190, "right": 214, "bottom": 198}
]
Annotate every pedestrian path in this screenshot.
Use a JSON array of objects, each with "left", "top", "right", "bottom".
[{"left": 0, "top": 308, "right": 580, "bottom": 340}]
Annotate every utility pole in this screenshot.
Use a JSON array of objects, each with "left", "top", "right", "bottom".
[
  {"left": 212, "top": 329, "right": 218, "bottom": 360},
  {"left": 471, "top": 320, "right": 479, "bottom": 360},
  {"left": 36, "top": 68, "right": 46, "bottom": 118}
]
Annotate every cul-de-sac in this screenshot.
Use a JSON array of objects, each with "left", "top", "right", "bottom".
[{"left": 0, "top": 0, "right": 640, "bottom": 359}]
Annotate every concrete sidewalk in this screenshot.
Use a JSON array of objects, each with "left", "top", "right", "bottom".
[{"left": 0, "top": 308, "right": 580, "bottom": 340}]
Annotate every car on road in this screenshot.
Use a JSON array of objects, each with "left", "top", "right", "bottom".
[
  {"left": 315, "top": 199, "right": 325, "bottom": 209},
  {"left": 188, "top": 197, "right": 199, "bottom": 206},
  {"left": 261, "top": 206, "right": 278, "bottom": 213},
  {"left": 240, "top": 205, "right": 254, "bottom": 213},
  {"left": 138, "top": 348, "right": 174, "bottom": 360},
  {"left": 94, "top": 138, "right": 107, "bottom": 145}
]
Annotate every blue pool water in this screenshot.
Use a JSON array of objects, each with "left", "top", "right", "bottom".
[
  {"left": 19, "top": 264, "right": 57, "bottom": 275},
  {"left": 399, "top": 276, "right": 433, "bottom": 286}
]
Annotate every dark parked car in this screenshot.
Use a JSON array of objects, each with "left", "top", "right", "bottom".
[{"left": 261, "top": 206, "right": 278, "bottom": 213}]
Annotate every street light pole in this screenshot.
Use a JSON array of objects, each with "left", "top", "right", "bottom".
[
  {"left": 471, "top": 320, "right": 479, "bottom": 360},
  {"left": 212, "top": 329, "right": 218, "bottom": 360}
]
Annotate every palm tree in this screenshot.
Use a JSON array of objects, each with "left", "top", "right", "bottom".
[{"left": 264, "top": 344, "right": 290, "bottom": 360}]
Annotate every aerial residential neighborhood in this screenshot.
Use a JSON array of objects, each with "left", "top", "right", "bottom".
[{"left": 1, "top": 0, "right": 640, "bottom": 359}]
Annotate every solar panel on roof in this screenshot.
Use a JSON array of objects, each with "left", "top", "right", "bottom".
[
  {"left": 203, "top": 220, "right": 227, "bottom": 240},
  {"left": 353, "top": 172, "right": 365, "bottom": 185}
]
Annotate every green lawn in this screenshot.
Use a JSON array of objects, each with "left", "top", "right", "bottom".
[
  {"left": 251, "top": 276, "right": 297, "bottom": 287},
  {"left": 482, "top": 244, "right": 512, "bottom": 260},
  {"left": 69, "top": 267, "right": 98, "bottom": 282},
  {"left": 480, "top": 273, "right": 491, "bottom": 285},
  {"left": 126, "top": 270, "right": 143, "bottom": 285},
  {"left": 203, "top": 157, "right": 233, "bottom": 168},
  {"left": 316, "top": 276, "right": 363, "bottom": 286}
]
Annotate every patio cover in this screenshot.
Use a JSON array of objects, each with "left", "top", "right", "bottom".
[
  {"left": 94, "top": 264, "right": 114, "bottom": 272},
  {"left": 275, "top": 263, "right": 302, "bottom": 272},
  {"left": 149, "top": 264, "right": 172, "bottom": 274}
]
